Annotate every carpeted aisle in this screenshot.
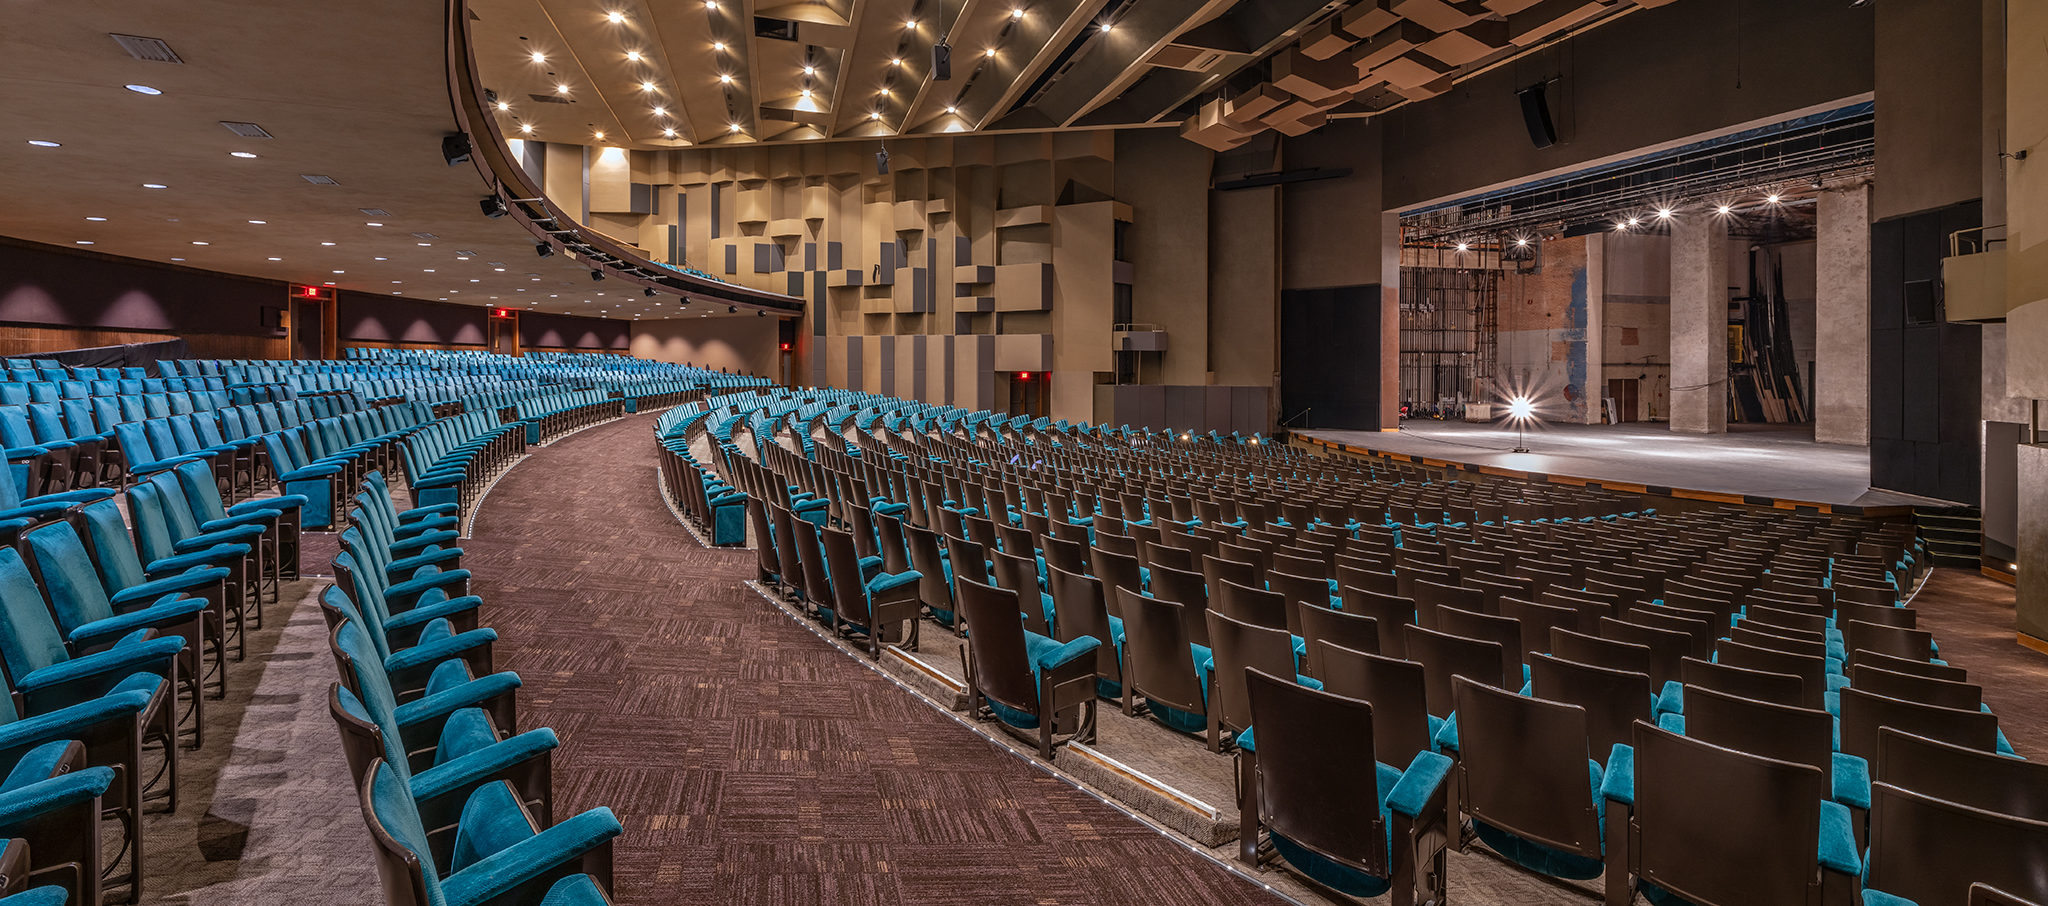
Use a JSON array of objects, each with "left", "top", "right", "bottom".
[{"left": 460, "top": 413, "right": 1285, "bottom": 906}]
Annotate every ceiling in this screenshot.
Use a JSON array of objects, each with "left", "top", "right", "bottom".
[
  {"left": 468, "top": 0, "right": 1652, "bottom": 150},
  {"left": 0, "top": 0, "right": 756, "bottom": 321}
]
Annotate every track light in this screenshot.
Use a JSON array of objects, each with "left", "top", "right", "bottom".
[
  {"left": 535, "top": 242, "right": 554, "bottom": 258},
  {"left": 728, "top": 305, "right": 738, "bottom": 313},
  {"left": 757, "top": 310, "right": 766, "bottom": 317},
  {"left": 590, "top": 270, "right": 605, "bottom": 282},
  {"left": 876, "top": 147, "right": 890, "bottom": 174},
  {"left": 441, "top": 133, "right": 473, "bottom": 166},
  {"left": 643, "top": 287, "right": 657, "bottom": 297},
  {"left": 479, "top": 196, "right": 508, "bottom": 218}
]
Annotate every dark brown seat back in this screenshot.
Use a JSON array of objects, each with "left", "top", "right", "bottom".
[
  {"left": 1413, "top": 579, "right": 1485, "bottom": 629},
  {"left": 1844, "top": 619, "right": 1936, "bottom": 663},
  {"left": 1452, "top": 677, "right": 1601, "bottom": 860},
  {"left": 1298, "top": 602, "right": 1379, "bottom": 676},
  {"left": 1498, "top": 597, "right": 1580, "bottom": 662},
  {"left": 1208, "top": 610, "right": 1298, "bottom": 735},
  {"left": 1265, "top": 570, "right": 1327, "bottom": 637},
  {"left": 1852, "top": 664, "right": 1982, "bottom": 710},
  {"left": 1040, "top": 535, "right": 1085, "bottom": 577},
  {"left": 790, "top": 517, "right": 834, "bottom": 608},
  {"left": 747, "top": 499, "right": 779, "bottom": 576},
  {"left": 1091, "top": 548, "right": 1144, "bottom": 610},
  {"left": 1837, "top": 601, "right": 1916, "bottom": 629},
  {"left": 956, "top": 577, "right": 1039, "bottom": 716},
  {"left": 1866, "top": 782, "right": 2048, "bottom": 906},
  {"left": 1877, "top": 728, "right": 2048, "bottom": 822},
  {"left": 1839, "top": 687, "right": 2000, "bottom": 763},
  {"left": 1117, "top": 586, "right": 1204, "bottom": 718},
  {"left": 1528, "top": 653, "right": 1650, "bottom": 762},
  {"left": 1683, "top": 684, "right": 1836, "bottom": 786},
  {"left": 1340, "top": 587, "right": 1416, "bottom": 659},
  {"left": 873, "top": 512, "right": 912, "bottom": 575},
  {"left": 1335, "top": 563, "right": 1397, "bottom": 597},
  {"left": 1244, "top": 668, "right": 1390, "bottom": 878},
  {"left": 1094, "top": 530, "right": 1136, "bottom": 557},
  {"left": 1679, "top": 656, "right": 1804, "bottom": 709},
  {"left": 1317, "top": 642, "right": 1431, "bottom": 768},
  {"left": 768, "top": 503, "right": 805, "bottom": 595},
  {"left": 1212, "top": 578, "right": 1287, "bottom": 633},
  {"left": 1404, "top": 624, "right": 1507, "bottom": 719},
  {"left": 1713, "top": 639, "right": 1830, "bottom": 711},
  {"left": 820, "top": 526, "right": 875, "bottom": 627},
  {"left": 1437, "top": 606, "right": 1524, "bottom": 688},
  {"left": 1201, "top": 554, "right": 1259, "bottom": 599},
  {"left": 1595, "top": 617, "right": 1687, "bottom": 688},
  {"left": 988, "top": 548, "right": 1046, "bottom": 634},
  {"left": 1047, "top": 565, "right": 1119, "bottom": 683},
  {"left": 1550, "top": 626, "right": 1654, "bottom": 681},
  {"left": 944, "top": 533, "right": 990, "bottom": 589},
  {"left": 1854, "top": 648, "right": 1968, "bottom": 682},
  {"left": 1631, "top": 721, "right": 1825, "bottom": 906},
  {"left": 1148, "top": 563, "right": 1212, "bottom": 647}
]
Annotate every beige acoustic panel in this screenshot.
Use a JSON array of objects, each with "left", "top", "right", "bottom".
[
  {"left": 1224, "top": 84, "right": 1291, "bottom": 124},
  {"left": 1261, "top": 98, "right": 1324, "bottom": 128},
  {"left": 893, "top": 199, "right": 928, "bottom": 233},
  {"left": 995, "top": 262, "right": 1054, "bottom": 312},
  {"left": 1181, "top": 98, "right": 1256, "bottom": 152},
  {"left": 801, "top": 185, "right": 832, "bottom": 220},
  {"left": 995, "top": 205, "right": 1055, "bottom": 229},
  {"left": 1392, "top": 0, "right": 1486, "bottom": 31},
  {"left": 1299, "top": 17, "right": 1359, "bottom": 61},
  {"left": 1272, "top": 110, "right": 1330, "bottom": 136},
  {"left": 958, "top": 296, "right": 996, "bottom": 313},
  {"left": 1418, "top": 20, "right": 1510, "bottom": 66},
  {"left": 735, "top": 185, "right": 771, "bottom": 225},
  {"left": 1351, "top": 21, "right": 1439, "bottom": 74},
  {"left": 588, "top": 147, "right": 634, "bottom": 214},
  {"left": 993, "top": 333, "right": 1053, "bottom": 373},
  {"left": 954, "top": 264, "right": 996, "bottom": 286},
  {"left": 1373, "top": 52, "right": 1456, "bottom": 89},
  {"left": 952, "top": 334, "right": 996, "bottom": 411},
  {"left": 1272, "top": 48, "right": 1359, "bottom": 102},
  {"left": 1480, "top": 0, "right": 1544, "bottom": 12},
  {"left": 1508, "top": 0, "right": 1613, "bottom": 46},
  {"left": 768, "top": 218, "right": 806, "bottom": 238},
  {"left": 1390, "top": 74, "right": 1456, "bottom": 101},
  {"left": 1341, "top": 1, "right": 1405, "bottom": 40},
  {"left": 826, "top": 269, "right": 864, "bottom": 288}
]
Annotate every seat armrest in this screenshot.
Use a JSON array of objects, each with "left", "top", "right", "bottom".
[
  {"left": 1599, "top": 743, "right": 1636, "bottom": 807},
  {"left": 437, "top": 807, "right": 623, "bottom": 906},
  {"left": 1387, "top": 750, "right": 1455, "bottom": 819}
]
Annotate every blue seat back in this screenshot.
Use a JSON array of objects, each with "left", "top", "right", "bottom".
[
  {"left": 79, "top": 500, "right": 150, "bottom": 592},
  {"left": 0, "top": 548, "right": 71, "bottom": 680},
  {"left": 23, "top": 519, "right": 119, "bottom": 633}
]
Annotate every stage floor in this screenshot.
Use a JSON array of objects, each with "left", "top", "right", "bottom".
[{"left": 1300, "top": 421, "right": 1958, "bottom": 512}]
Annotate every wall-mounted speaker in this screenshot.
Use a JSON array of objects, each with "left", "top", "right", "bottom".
[
  {"left": 1517, "top": 83, "right": 1558, "bottom": 149},
  {"left": 261, "top": 306, "right": 287, "bottom": 334},
  {"left": 932, "top": 42, "right": 952, "bottom": 80}
]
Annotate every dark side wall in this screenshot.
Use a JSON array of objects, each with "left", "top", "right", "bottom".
[{"left": 338, "top": 292, "right": 490, "bottom": 349}]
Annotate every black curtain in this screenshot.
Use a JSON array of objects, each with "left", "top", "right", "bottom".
[
  {"left": 20, "top": 338, "right": 190, "bottom": 372},
  {"left": 1281, "top": 285, "right": 1381, "bottom": 430}
]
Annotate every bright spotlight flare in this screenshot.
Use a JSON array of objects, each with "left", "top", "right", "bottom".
[{"left": 1505, "top": 396, "right": 1536, "bottom": 453}]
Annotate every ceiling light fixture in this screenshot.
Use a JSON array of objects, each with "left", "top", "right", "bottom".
[
  {"left": 247, "top": 219, "right": 266, "bottom": 224},
  {"left": 606, "top": 10, "right": 625, "bottom": 23},
  {"left": 730, "top": 122, "right": 742, "bottom": 133},
  {"left": 269, "top": 257, "right": 283, "bottom": 261},
  {"left": 1655, "top": 208, "right": 1674, "bottom": 219},
  {"left": 27, "top": 140, "right": 60, "bottom": 147},
  {"left": 870, "top": 111, "right": 882, "bottom": 120},
  {"left": 641, "top": 80, "right": 656, "bottom": 92},
  {"left": 230, "top": 151, "right": 258, "bottom": 158},
  {"left": 944, "top": 105, "right": 958, "bottom": 114},
  {"left": 1765, "top": 193, "right": 1782, "bottom": 203},
  {"left": 75, "top": 240, "right": 94, "bottom": 245},
  {"left": 322, "top": 241, "right": 337, "bottom": 246},
  {"left": 593, "top": 130, "right": 605, "bottom": 140},
  {"left": 1098, "top": 21, "right": 1113, "bottom": 32},
  {"left": 141, "top": 183, "right": 167, "bottom": 189},
  {"left": 1455, "top": 242, "right": 1469, "bottom": 252},
  {"left": 85, "top": 216, "right": 106, "bottom": 222},
  {"left": 719, "top": 73, "right": 734, "bottom": 83},
  {"left": 495, "top": 101, "right": 510, "bottom": 111},
  {"left": 803, "top": 65, "right": 816, "bottom": 76},
  {"left": 904, "top": 18, "right": 918, "bottom": 29},
  {"left": 192, "top": 241, "right": 210, "bottom": 246},
  {"left": 531, "top": 51, "right": 546, "bottom": 63},
  {"left": 652, "top": 106, "right": 666, "bottom": 117},
  {"left": 520, "top": 123, "right": 534, "bottom": 133},
  {"left": 663, "top": 127, "right": 677, "bottom": 137},
  {"left": 1012, "top": 7, "right": 1025, "bottom": 17},
  {"left": 890, "top": 57, "right": 903, "bottom": 66},
  {"left": 556, "top": 83, "right": 570, "bottom": 94},
  {"left": 125, "top": 84, "right": 162, "bottom": 95},
  {"left": 1715, "top": 204, "right": 1733, "bottom": 215},
  {"left": 985, "top": 48, "right": 997, "bottom": 57},
  {"left": 713, "top": 41, "right": 726, "bottom": 52},
  {"left": 625, "top": 50, "right": 641, "bottom": 61}
]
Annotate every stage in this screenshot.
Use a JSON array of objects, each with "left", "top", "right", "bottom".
[{"left": 1299, "top": 421, "right": 1959, "bottom": 514}]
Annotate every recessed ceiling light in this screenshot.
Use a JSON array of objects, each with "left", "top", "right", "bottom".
[
  {"left": 663, "top": 127, "right": 677, "bottom": 137},
  {"left": 556, "top": 83, "right": 570, "bottom": 94},
  {"left": 494, "top": 267, "right": 505, "bottom": 272},
  {"left": 1011, "top": 8, "right": 1024, "bottom": 18},
  {"left": 248, "top": 219, "right": 267, "bottom": 224},
  {"left": 719, "top": 73, "right": 734, "bottom": 84},
  {"left": 730, "top": 122, "right": 742, "bottom": 133},
  {"left": 418, "top": 242, "right": 432, "bottom": 246},
  {"left": 520, "top": 123, "right": 534, "bottom": 133},
  {"left": 496, "top": 101, "right": 510, "bottom": 111},
  {"left": 1766, "top": 193, "right": 1782, "bottom": 203},
  {"left": 192, "top": 241, "right": 209, "bottom": 246},
  {"left": 712, "top": 41, "right": 726, "bottom": 52},
  {"left": 230, "top": 151, "right": 258, "bottom": 158},
  {"left": 27, "top": 140, "right": 60, "bottom": 148},
  {"left": 1099, "top": 21, "right": 1113, "bottom": 31},
  {"left": 457, "top": 256, "right": 470, "bottom": 261},
  {"left": 904, "top": 18, "right": 917, "bottom": 29},
  {"left": 125, "top": 84, "right": 162, "bottom": 95},
  {"left": 425, "top": 268, "right": 436, "bottom": 272},
  {"left": 803, "top": 65, "right": 816, "bottom": 76},
  {"left": 323, "top": 281, "right": 335, "bottom": 286},
  {"left": 170, "top": 257, "right": 184, "bottom": 261},
  {"left": 652, "top": 106, "right": 666, "bottom": 116},
  {"left": 141, "top": 183, "right": 167, "bottom": 189},
  {"left": 374, "top": 256, "right": 388, "bottom": 261},
  {"left": 470, "top": 278, "right": 481, "bottom": 283},
  {"left": 985, "top": 48, "right": 997, "bottom": 57},
  {"left": 606, "top": 10, "right": 625, "bottom": 23},
  {"left": 366, "top": 221, "right": 383, "bottom": 227},
  {"left": 869, "top": 111, "right": 882, "bottom": 120},
  {"left": 85, "top": 216, "right": 107, "bottom": 222},
  {"left": 321, "top": 241, "right": 337, "bottom": 246},
  {"left": 705, "top": 0, "right": 717, "bottom": 8},
  {"left": 392, "top": 291, "right": 402, "bottom": 295},
  {"left": 1716, "top": 204, "right": 1733, "bottom": 215},
  {"left": 800, "top": 88, "right": 812, "bottom": 97},
  {"left": 530, "top": 51, "right": 546, "bottom": 63},
  {"left": 594, "top": 130, "right": 605, "bottom": 140},
  {"left": 75, "top": 240, "right": 94, "bottom": 245},
  {"left": 332, "top": 269, "right": 345, "bottom": 274},
  {"left": 625, "top": 50, "right": 642, "bottom": 61},
  {"left": 269, "top": 257, "right": 282, "bottom": 261},
  {"left": 945, "top": 105, "right": 958, "bottom": 114}
]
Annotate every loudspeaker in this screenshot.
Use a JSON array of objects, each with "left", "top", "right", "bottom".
[
  {"left": 932, "top": 42, "right": 952, "bottom": 80},
  {"left": 875, "top": 149, "right": 889, "bottom": 175},
  {"left": 1516, "top": 83, "right": 1557, "bottom": 149},
  {"left": 261, "top": 306, "right": 287, "bottom": 333},
  {"left": 441, "top": 133, "right": 473, "bottom": 166}
]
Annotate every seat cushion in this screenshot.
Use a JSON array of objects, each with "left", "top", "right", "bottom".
[{"left": 449, "top": 781, "right": 538, "bottom": 872}]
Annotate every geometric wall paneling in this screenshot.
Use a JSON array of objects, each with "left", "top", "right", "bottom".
[
  {"left": 1506, "top": 0, "right": 1615, "bottom": 47},
  {"left": 995, "top": 263, "right": 1054, "bottom": 312},
  {"left": 1393, "top": 0, "right": 1486, "bottom": 32}
]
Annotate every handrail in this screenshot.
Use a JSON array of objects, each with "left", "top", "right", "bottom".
[{"left": 442, "top": 0, "right": 804, "bottom": 315}]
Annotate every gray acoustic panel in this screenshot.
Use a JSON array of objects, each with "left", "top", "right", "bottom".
[
  {"left": 1203, "top": 387, "right": 1233, "bottom": 434},
  {"left": 628, "top": 183, "right": 657, "bottom": 215},
  {"left": 803, "top": 242, "right": 817, "bottom": 271},
  {"left": 954, "top": 234, "right": 973, "bottom": 265},
  {"left": 723, "top": 244, "right": 737, "bottom": 275},
  {"left": 876, "top": 335, "right": 897, "bottom": 396},
  {"left": 1165, "top": 386, "right": 1203, "bottom": 433},
  {"left": 826, "top": 241, "right": 843, "bottom": 270},
  {"left": 844, "top": 336, "right": 863, "bottom": 391},
  {"left": 1113, "top": 385, "right": 1166, "bottom": 431},
  {"left": 753, "top": 242, "right": 785, "bottom": 274}
]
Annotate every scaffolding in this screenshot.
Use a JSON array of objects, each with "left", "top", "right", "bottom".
[{"left": 1399, "top": 256, "right": 1498, "bottom": 417}]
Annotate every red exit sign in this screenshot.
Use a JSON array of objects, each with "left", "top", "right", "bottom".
[
  {"left": 291, "top": 284, "right": 335, "bottom": 302},
  {"left": 493, "top": 308, "right": 517, "bottom": 319}
]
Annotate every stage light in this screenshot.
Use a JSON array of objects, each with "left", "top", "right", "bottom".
[
  {"left": 1515, "top": 237, "right": 1530, "bottom": 247},
  {"left": 1249, "top": 437, "right": 1259, "bottom": 444},
  {"left": 1655, "top": 208, "right": 1674, "bottom": 219},
  {"left": 480, "top": 196, "right": 508, "bottom": 218},
  {"left": 590, "top": 270, "right": 605, "bottom": 282},
  {"left": 531, "top": 51, "right": 546, "bottom": 63},
  {"left": 1625, "top": 217, "right": 1640, "bottom": 228},
  {"left": 1715, "top": 204, "right": 1733, "bottom": 215},
  {"left": 535, "top": 242, "right": 554, "bottom": 258},
  {"left": 1455, "top": 242, "right": 1469, "bottom": 253},
  {"left": 1099, "top": 21, "right": 1114, "bottom": 32},
  {"left": 643, "top": 287, "right": 657, "bottom": 297},
  {"left": 1508, "top": 397, "right": 1535, "bottom": 419},
  {"left": 1765, "top": 193, "right": 1782, "bottom": 204},
  {"left": 1012, "top": 7, "right": 1025, "bottom": 17},
  {"left": 1506, "top": 396, "right": 1535, "bottom": 453},
  {"left": 728, "top": 305, "right": 738, "bottom": 313}
]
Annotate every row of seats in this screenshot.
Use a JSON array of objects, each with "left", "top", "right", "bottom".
[
  {"left": 0, "top": 454, "right": 304, "bottom": 905},
  {"left": 674, "top": 386, "right": 2042, "bottom": 906},
  {"left": 321, "top": 473, "right": 624, "bottom": 906}
]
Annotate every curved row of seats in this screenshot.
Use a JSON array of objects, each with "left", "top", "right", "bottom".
[
  {"left": 671, "top": 386, "right": 2044, "bottom": 906},
  {"left": 319, "top": 473, "right": 624, "bottom": 906}
]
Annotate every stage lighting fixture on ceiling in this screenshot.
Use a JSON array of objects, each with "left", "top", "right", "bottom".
[
  {"left": 590, "top": 270, "right": 605, "bottom": 282},
  {"left": 643, "top": 287, "right": 657, "bottom": 297},
  {"left": 535, "top": 242, "right": 554, "bottom": 258},
  {"left": 876, "top": 147, "right": 890, "bottom": 174},
  {"left": 933, "top": 41, "right": 952, "bottom": 80},
  {"left": 480, "top": 196, "right": 508, "bottom": 218},
  {"left": 728, "top": 305, "right": 738, "bottom": 313}
]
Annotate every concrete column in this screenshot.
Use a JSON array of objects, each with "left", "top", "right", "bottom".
[
  {"left": 1379, "top": 210, "right": 1402, "bottom": 429},
  {"left": 1670, "top": 216, "right": 1728, "bottom": 434},
  {"left": 1583, "top": 234, "right": 1607, "bottom": 424},
  {"left": 1815, "top": 184, "right": 1873, "bottom": 445}
]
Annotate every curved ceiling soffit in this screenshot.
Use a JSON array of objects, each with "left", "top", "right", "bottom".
[{"left": 443, "top": 0, "right": 805, "bottom": 316}]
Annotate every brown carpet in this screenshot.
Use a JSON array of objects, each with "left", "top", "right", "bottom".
[
  {"left": 1908, "top": 569, "right": 2048, "bottom": 757},
  {"left": 460, "top": 414, "right": 1284, "bottom": 906}
]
